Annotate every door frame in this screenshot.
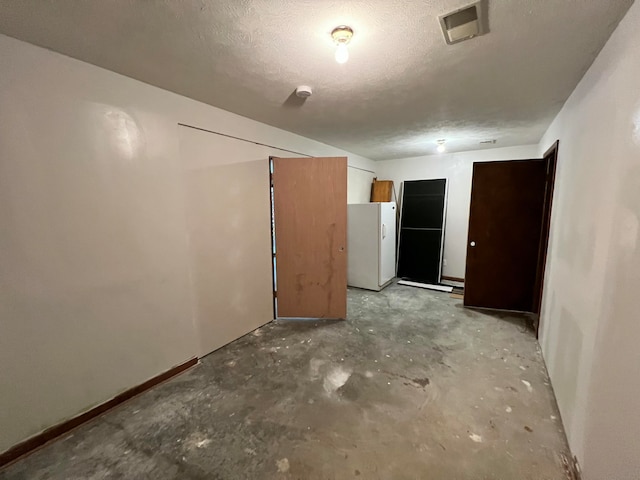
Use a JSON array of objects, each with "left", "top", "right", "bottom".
[{"left": 532, "top": 140, "right": 559, "bottom": 336}]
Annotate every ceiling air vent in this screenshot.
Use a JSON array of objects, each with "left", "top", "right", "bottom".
[{"left": 439, "top": 1, "right": 488, "bottom": 45}]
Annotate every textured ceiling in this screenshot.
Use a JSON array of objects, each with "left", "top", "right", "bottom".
[{"left": 0, "top": 0, "right": 634, "bottom": 160}]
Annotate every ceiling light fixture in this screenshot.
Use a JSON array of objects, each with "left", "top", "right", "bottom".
[
  {"left": 436, "top": 139, "right": 446, "bottom": 153},
  {"left": 331, "top": 26, "right": 354, "bottom": 64}
]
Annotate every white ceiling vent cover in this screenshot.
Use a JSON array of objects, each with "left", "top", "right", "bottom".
[{"left": 439, "top": 1, "right": 488, "bottom": 45}]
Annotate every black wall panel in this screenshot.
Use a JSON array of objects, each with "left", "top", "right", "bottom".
[{"left": 397, "top": 179, "right": 446, "bottom": 284}]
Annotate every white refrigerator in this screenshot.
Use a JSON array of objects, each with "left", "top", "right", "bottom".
[{"left": 347, "top": 202, "right": 397, "bottom": 291}]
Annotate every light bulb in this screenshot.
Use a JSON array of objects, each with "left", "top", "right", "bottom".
[
  {"left": 437, "top": 144, "right": 446, "bottom": 153},
  {"left": 335, "top": 43, "right": 349, "bottom": 64}
]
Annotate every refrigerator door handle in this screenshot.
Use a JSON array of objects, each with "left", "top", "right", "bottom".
[{"left": 382, "top": 223, "right": 387, "bottom": 239}]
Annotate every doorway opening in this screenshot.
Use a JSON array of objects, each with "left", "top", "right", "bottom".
[{"left": 269, "top": 157, "right": 278, "bottom": 319}]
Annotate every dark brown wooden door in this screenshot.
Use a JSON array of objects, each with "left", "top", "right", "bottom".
[
  {"left": 272, "top": 156, "right": 347, "bottom": 319},
  {"left": 464, "top": 160, "right": 547, "bottom": 311}
]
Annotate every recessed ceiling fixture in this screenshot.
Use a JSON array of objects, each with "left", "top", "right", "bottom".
[
  {"left": 331, "top": 25, "right": 354, "bottom": 64},
  {"left": 436, "top": 139, "right": 446, "bottom": 153}
]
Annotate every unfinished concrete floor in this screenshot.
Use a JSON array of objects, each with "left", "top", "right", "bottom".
[{"left": 1, "top": 283, "right": 572, "bottom": 480}]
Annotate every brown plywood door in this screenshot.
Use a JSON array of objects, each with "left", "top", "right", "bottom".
[
  {"left": 464, "top": 160, "right": 547, "bottom": 312},
  {"left": 272, "top": 156, "right": 347, "bottom": 318}
]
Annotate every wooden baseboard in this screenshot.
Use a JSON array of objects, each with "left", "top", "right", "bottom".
[
  {"left": 442, "top": 276, "right": 465, "bottom": 283},
  {"left": 0, "top": 357, "right": 198, "bottom": 468}
]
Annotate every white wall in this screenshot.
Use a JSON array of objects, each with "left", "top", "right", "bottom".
[
  {"left": 347, "top": 167, "right": 376, "bottom": 204},
  {"left": 0, "top": 33, "right": 374, "bottom": 454},
  {"left": 537, "top": 2, "right": 640, "bottom": 479},
  {"left": 376, "top": 145, "right": 539, "bottom": 279}
]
